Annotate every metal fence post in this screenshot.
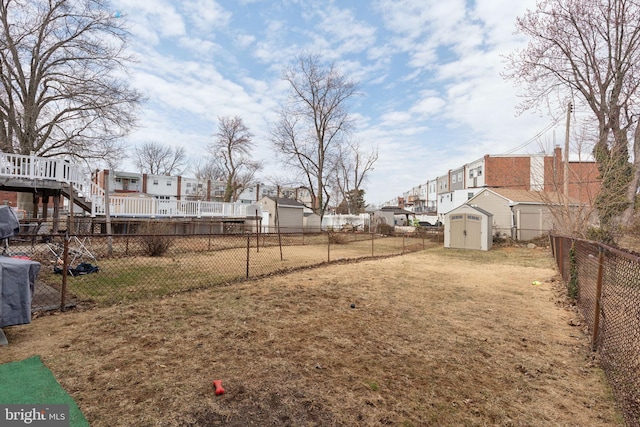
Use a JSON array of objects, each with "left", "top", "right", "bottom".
[
  {"left": 246, "top": 234, "right": 250, "bottom": 279},
  {"left": 371, "top": 232, "right": 374, "bottom": 257},
  {"left": 592, "top": 246, "right": 604, "bottom": 351},
  {"left": 208, "top": 221, "right": 212, "bottom": 251},
  {"left": 60, "top": 234, "right": 69, "bottom": 312},
  {"left": 327, "top": 232, "right": 330, "bottom": 263}
]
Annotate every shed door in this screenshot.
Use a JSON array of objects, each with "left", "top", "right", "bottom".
[{"left": 450, "top": 213, "right": 482, "bottom": 250}]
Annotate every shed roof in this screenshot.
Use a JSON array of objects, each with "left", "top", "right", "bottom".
[
  {"left": 261, "top": 196, "right": 305, "bottom": 208},
  {"left": 446, "top": 204, "right": 493, "bottom": 217},
  {"left": 470, "top": 188, "right": 583, "bottom": 206},
  {"left": 378, "top": 206, "right": 414, "bottom": 215}
]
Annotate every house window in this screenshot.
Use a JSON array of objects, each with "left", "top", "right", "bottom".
[
  {"left": 166, "top": 181, "right": 172, "bottom": 186},
  {"left": 153, "top": 180, "right": 158, "bottom": 185},
  {"left": 477, "top": 167, "right": 483, "bottom": 176},
  {"left": 468, "top": 192, "right": 474, "bottom": 200},
  {"left": 186, "top": 182, "right": 192, "bottom": 187},
  {"left": 452, "top": 175, "right": 457, "bottom": 184},
  {"left": 458, "top": 172, "right": 463, "bottom": 181}
]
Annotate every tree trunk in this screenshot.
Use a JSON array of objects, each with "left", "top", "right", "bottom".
[{"left": 619, "top": 123, "right": 640, "bottom": 225}]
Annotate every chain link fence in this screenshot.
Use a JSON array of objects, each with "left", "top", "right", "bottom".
[
  {"left": 5, "top": 223, "right": 442, "bottom": 312},
  {"left": 550, "top": 234, "right": 640, "bottom": 427}
]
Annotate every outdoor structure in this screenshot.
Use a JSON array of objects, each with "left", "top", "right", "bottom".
[
  {"left": 257, "top": 196, "right": 305, "bottom": 233},
  {"left": 466, "top": 188, "right": 583, "bottom": 240},
  {"left": 373, "top": 206, "right": 415, "bottom": 227},
  {"left": 444, "top": 204, "right": 493, "bottom": 251},
  {"left": 304, "top": 212, "right": 322, "bottom": 231}
]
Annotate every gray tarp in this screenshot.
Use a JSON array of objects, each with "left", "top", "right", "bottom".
[
  {"left": 0, "top": 256, "right": 41, "bottom": 328},
  {"left": 0, "top": 206, "right": 20, "bottom": 239}
]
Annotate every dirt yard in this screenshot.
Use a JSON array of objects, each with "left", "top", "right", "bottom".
[{"left": 0, "top": 245, "right": 623, "bottom": 426}]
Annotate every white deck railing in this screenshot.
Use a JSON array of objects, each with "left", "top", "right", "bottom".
[{"left": 0, "top": 152, "right": 247, "bottom": 218}]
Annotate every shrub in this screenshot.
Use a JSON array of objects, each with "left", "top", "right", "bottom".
[
  {"left": 328, "top": 231, "right": 349, "bottom": 244},
  {"left": 376, "top": 223, "right": 394, "bottom": 236},
  {"left": 140, "top": 221, "right": 174, "bottom": 257}
]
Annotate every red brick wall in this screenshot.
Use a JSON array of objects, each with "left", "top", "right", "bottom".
[
  {"left": 568, "top": 162, "right": 600, "bottom": 204},
  {"left": 542, "top": 148, "right": 600, "bottom": 204},
  {"left": 484, "top": 155, "right": 531, "bottom": 190},
  {"left": 0, "top": 191, "right": 18, "bottom": 206}
]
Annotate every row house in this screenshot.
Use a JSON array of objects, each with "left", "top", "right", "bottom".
[
  {"left": 95, "top": 170, "right": 318, "bottom": 213},
  {"left": 395, "top": 146, "right": 600, "bottom": 221},
  {"left": 94, "top": 170, "right": 222, "bottom": 202},
  {"left": 403, "top": 184, "right": 428, "bottom": 213}
]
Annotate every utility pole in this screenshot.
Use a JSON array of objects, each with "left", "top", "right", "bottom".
[{"left": 563, "top": 101, "right": 572, "bottom": 208}]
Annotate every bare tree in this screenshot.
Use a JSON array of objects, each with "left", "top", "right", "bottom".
[
  {"left": 270, "top": 53, "right": 358, "bottom": 220},
  {"left": 209, "top": 116, "right": 262, "bottom": 202},
  {"left": 134, "top": 142, "right": 186, "bottom": 175},
  {"left": 0, "top": 0, "right": 141, "bottom": 160},
  {"left": 193, "top": 157, "right": 224, "bottom": 181},
  {"left": 504, "top": 0, "right": 640, "bottom": 242},
  {"left": 335, "top": 141, "right": 378, "bottom": 214}
]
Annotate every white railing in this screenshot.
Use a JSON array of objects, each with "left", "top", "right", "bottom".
[
  {"left": 0, "top": 152, "right": 247, "bottom": 219},
  {"left": 0, "top": 152, "right": 102, "bottom": 193},
  {"left": 105, "top": 196, "right": 248, "bottom": 218}
]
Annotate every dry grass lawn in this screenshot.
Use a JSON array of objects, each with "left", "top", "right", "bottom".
[{"left": 0, "top": 245, "right": 623, "bottom": 426}]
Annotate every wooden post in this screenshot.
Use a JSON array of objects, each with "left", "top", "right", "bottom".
[
  {"left": 41, "top": 194, "right": 49, "bottom": 220},
  {"left": 67, "top": 184, "right": 74, "bottom": 232},
  {"left": 563, "top": 102, "right": 572, "bottom": 207},
  {"left": 52, "top": 192, "right": 60, "bottom": 233},
  {"left": 592, "top": 247, "right": 605, "bottom": 351},
  {"left": 104, "top": 170, "right": 112, "bottom": 256}
]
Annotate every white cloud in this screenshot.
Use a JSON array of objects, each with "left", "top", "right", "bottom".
[
  {"left": 112, "top": 0, "right": 551, "bottom": 204},
  {"left": 184, "top": 0, "right": 231, "bottom": 32},
  {"left": 410, "top": 96, "right": 446, "bottom": 117}
]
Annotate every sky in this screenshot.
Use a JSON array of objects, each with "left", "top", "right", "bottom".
[{"left": 109, "top": 0, "right": 566, "bottom": 205}]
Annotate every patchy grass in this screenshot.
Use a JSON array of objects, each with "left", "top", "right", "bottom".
[
  {"left": 31, "top": 237, "right": 430, "bottom": 306},
  {"left": 0, "top": 246, "right": 622, "bottom": 426}
]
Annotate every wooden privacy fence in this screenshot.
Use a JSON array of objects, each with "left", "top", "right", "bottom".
[{"left": 550, "top": 234, "right": 640, "bottom": 427}]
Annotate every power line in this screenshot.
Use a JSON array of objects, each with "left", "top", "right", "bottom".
[{"left": 501, "top": 120, "right": 559, "bottom": 155}]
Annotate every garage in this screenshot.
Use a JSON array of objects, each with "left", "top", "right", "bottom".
[{"left": 444, "top": 204, "right": 493, "bottom": 251}]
